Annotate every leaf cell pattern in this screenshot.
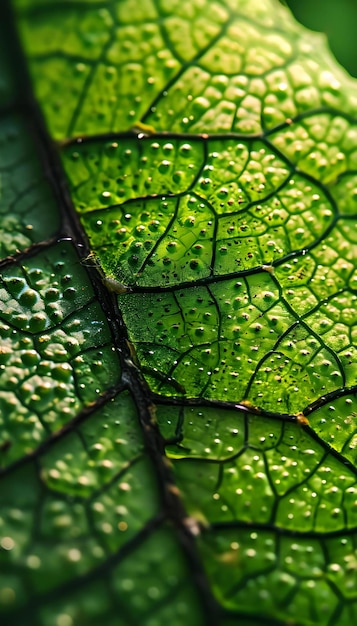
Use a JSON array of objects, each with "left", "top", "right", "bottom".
[{"left": 1, "top": 0, "right": 357, "bottom": 625}]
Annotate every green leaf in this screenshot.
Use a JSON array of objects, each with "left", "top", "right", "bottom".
[{"left": 1, "top": 1, "right": 357, "bottom": 625}]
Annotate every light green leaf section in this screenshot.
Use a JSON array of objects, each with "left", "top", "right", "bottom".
[
  {"left": 158, "top": 401, "right": 357, "bottom": 624},
  {"left": 51, "top": 0, "right": 357, "bottom": 414},
  {"left": 5, "top": 0, "right": 357, "bottom": 624},
  {"left": 63, "top": 135, "right": 337, "bottom": 283},
  {"left": 16, "top": 0, "right": 357, "bottom": 138},
  {"left": 61, "top": 122, "right": 357, "bottom": 409},
  {"left": 118, "top": 275, "right": 349, "bottom": 411},
  {"left": 199, "top": 530, "right": 357, "bottom": 623},
  {"left": 158, "top": 403, "right": 357, "bottom": 531}
]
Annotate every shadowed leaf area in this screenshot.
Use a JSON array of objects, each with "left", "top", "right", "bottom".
[{"left": 1, "top": 0, "right": 357, "bottom": 625}]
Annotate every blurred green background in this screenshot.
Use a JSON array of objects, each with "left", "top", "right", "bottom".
[{"left": 283, "top": 0, "right": 357, "bottom": 77}]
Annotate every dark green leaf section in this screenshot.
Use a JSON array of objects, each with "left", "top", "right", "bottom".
[
  {"left": 0, "top": 17, "right": 60, "bottom": 256},
  {"left": 35, "top": 526, "right": 204, "bottom": 626},
  {"left": 0, "top": 343, "right": 205, "bottom": 625},
  {"left": 0, "top": 26, "right": 16, "bottom": 106},
  {"left": 0, "top": 114, "right": 61, "bottom": 257},
  {"left": 0, "top": 391, "right": 203, "bottom": 625},
  {"left": 7, "top": 0, "right": 357, "bottom": 624},
  {"left": 0, "top": 242, "right": 121, "bottom": 466},
  {"left": 0, "top": 3, "right": 207, "bottom": 624}
]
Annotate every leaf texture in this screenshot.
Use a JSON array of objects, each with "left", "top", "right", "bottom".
[{"left": 1, "top": 1, "right": 357, "bottom": 625}]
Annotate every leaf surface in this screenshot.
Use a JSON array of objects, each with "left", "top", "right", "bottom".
[{"left": 1, "top": 1, "right": 357, "bottom": 625}]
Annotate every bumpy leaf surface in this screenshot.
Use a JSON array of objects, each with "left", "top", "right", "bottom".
[{"left": 1, "top": 1, "right": 357, "bottom": 625}]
